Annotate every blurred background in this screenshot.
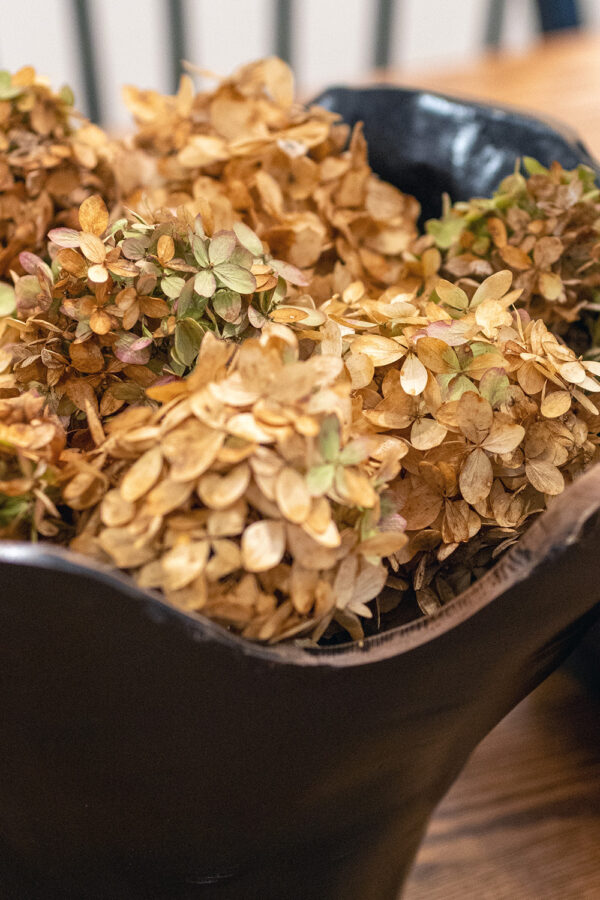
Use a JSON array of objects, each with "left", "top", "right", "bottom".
[{"left": 0, "top": 0, "right": 598, "bottom": 128}]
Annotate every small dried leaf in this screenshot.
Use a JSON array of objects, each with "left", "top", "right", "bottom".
[
  {"left": 345, "top": 352, "right": 374, "bottom": 390},
  {"left": 48, "top": 227, "right": 82, "bottom": 248},
  {"left": 157, "top": 234, "right": 175, "bottom": 266},
  {"left": 358, "top": 532, "right": 408, "bottom": 557},
  {"left": 197, "top": 463, "right": 250, "bottom": 509},
  {"left": 435, "top": 279, "right": 468, "bottom": 310},
  {"left": 471, "top": 270, "right": 512, "bottom": 307},
  {"left": 194, "top": 269, "right": 217, "bottom": 298},
  {"left": 69, "top": 339, "right": 105, "bottom": 374},
  {"left": 456, "top": 392, "right": 493, "bottom": 444},
  {"left": 233, "top": 221, "right": 264, "bottom": 257},
  {"left": 144, "top": 478, "right": 194, "bottom": 516},
  {"left": 101, "top": 490, "right": 136, "bottom": 527},
  {"left": 56, "top": 248, "right": 87, "bottom": 278},
  {"left": 99, "top": 528, "right": 155, "bottom": 568},
  {"left": 214, "top": 262, "right": 256, "bottom": 294},
  {"left": 499, "top": 245, "right": 531, "bottom": 270},
  {"left": 482, "top": 421, "right": 525, "bottom": 454},
  {"left": 416, "top": 337, "right": 457, "bottom": 374},
  {"left": 559, "top": 361, "right": 586, "bottom": 385},
  {"left": 162, "top": 541, "right": 209, "bottom": 591},
  {"left": 209, "top": 232, "right": 237, "bottom": 266}
]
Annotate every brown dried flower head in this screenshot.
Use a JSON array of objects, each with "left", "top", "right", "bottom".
[
  {"left": 66, "top": 327, "right": 407, "bottom": 643},
  {"left": 423, "top": 159, "right": 600, "bottom": 342},
  {"left": 326, "top": 269, "right": 600, "bottom": 613},
  {"left": 0, "top": 66, "right": 116, "bottom": 276},
  {"left": 5, "top": 195, "right": 311, "bottom": 434},
  {"left": 0, "top": 389, "right": 66, "bottom": 538},
  {"left": 121, "top": 58, "right": 420, "bottom": 302}
]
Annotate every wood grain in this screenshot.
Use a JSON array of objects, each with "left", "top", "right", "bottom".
[
  {"left": 403, "top": 668, "right": 600, "bottom": 898},
  {"left": 374, "top": 30, "right": 600, "bottom": 160}
]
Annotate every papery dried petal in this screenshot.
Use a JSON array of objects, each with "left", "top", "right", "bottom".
[
  {"left": 459, "top": 448, "right": 493, "bottom": 505},
  {"left": 241, "top": 519, "right": 286, "bottom": 572}
]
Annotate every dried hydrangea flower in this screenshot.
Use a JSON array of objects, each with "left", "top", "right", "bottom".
[
  {"left": 326, "top": 269, "right": 600, "bottom": 613},
  {"left": 423, "top": 159, "right": 600, "bottom": 346},
  {"left": 65, "top": 327, "right": 407, "bottom": 643},
  {"left": 0, "top": 390, "right": 66, "bottom": 538},
  {"left": 120, "top": 58, "right": 419, "bottom": 301},
  {"left": 1, "top": 58, "right": 600, "bottom": 645},
  {"left": 4, "top": 196, "right": 309, "bottom": 428},
  {"left": 0, "top": 67, "right": 116, "bottom": 275}
]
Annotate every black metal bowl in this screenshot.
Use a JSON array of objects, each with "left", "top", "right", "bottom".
[{"left": 2, "top": 87, "right": 600, "bottom": 900}]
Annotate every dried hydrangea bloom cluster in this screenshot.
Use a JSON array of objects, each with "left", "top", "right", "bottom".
[
  {"left": 313, "top": 269, "right": 600, "bottom": 612},
  {"left": 122, "top": 58, "right": 419, "bottom": 301},
  {"left": 4, "top": 193, "right": 309, "bottom": 429},
  {"left": 66, "top": 329, "right": 407, "bottom": 642},
  {"left": 422, "top": 159, "right": 600, "bottom": 338},
  {"left": 0, "top": 390, "right": 65, "bottom": 539},
  {"left": 0, "top": 67, "right": 115, "bottom": 276},
  {"left": 0, "top": 59, "right": 600, "bottom": 643}
]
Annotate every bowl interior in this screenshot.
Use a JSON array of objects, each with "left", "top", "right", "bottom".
[{"left": 314, "top": 86, "right": 600, "bottom": 222}]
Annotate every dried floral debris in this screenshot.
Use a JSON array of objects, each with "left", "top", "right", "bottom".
[
  {"left": 1, "top": 59, "right": 600, "bottom": 644},
  {"left": 0, "top": 67, "right": 116, "bottom": 276},
  {"left": 2, "top": 195, "right": 309, "bottom": 430},
  {"left": 423, "top": 159, "right": 600, "bottom": 341},
  {"left": 0, "top": 390, "right": 66, "bottom": 538},
  {"left": 122, "top": 58, "right": 419, "bottom": 299},
  {"left": 315, "top": 269, "right": 600, "bottom": 614},
  {"left": 66, "top": 328, "right": 406, "bottom": 643}
]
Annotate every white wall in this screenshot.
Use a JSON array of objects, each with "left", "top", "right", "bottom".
[{"left": 0, "top": 0, "right": 595, "bottom": 128}]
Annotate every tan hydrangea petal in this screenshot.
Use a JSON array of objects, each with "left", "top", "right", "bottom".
[
  {"left": 120, "top": 446, "right": 164, "bottom": 502},
  {"left": 525, "top": 458, "right": 565, "bottom": 495},
  {"left": 540, "top": 390, "right": 572, "bottom": 419},
  {"left": 241, "top": 519, "right": 286, "bottom": 572},
  {"left": 459, "top": 448, "right": 493, "bottom": 505}
]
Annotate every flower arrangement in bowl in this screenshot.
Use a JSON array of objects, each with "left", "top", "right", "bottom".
[{"left": 1, "top": 60, "right": 600, "bottom": 898}]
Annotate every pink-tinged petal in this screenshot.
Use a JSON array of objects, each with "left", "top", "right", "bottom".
[
  {"left": 420, "top": 319, "right": 469, "bottom": 346},
  {"left": 151, "top": 374, "right": 181, "bottom": 387},
  {"left": 208, "top": 232, "right": 237, "bottom": 266},
  {"left": 377, "top": 512, "right": 408, "bottom": 533},
  {"left": 48, "top": 227, "right": 82, "bottom": 248},
  {"left": 514, "top": 308, "right": 531, "bottom": 324},
  {"left": 19, "top": 252, "right": 44, "bottom": 275},
  {"left": 270, "top": 258, "right": 310, "bottom": 286},
  {"left": 114, "top": 333, "right": 153, "bottom": 365}
]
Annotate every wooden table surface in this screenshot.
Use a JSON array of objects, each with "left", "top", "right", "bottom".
[
  {"left": 375, "top": 30, "right": 600, "bottom": 160},
  {"left": 404, "top": 668, "right": 600, "bottom": 898},
  {"left": 371, "top": 32, "right": 600, "bottom": 898}
]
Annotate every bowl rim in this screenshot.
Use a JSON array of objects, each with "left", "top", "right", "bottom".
[
  {"left": 3, "top": 87, "right": 600, "bottom": 669},
  {"left": 314, "top": 82, "right": 600, "bottom": 174},
  {"left": 3, "top": 461, "right": 600, "bottom": 668}
]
